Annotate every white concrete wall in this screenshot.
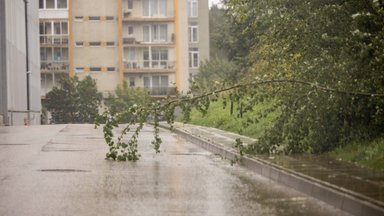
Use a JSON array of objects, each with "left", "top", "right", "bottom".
[{"left": 3, "top": 0, "right": 41, "bottom": 125}]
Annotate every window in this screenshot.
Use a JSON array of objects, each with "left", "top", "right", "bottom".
[
  {"left": 129, "top": 77, "right": 135, "bottom": 87},
  {"left": 75, "top": 67, "right": 84, "bottom": 73},
  {"left": 128, "top": 48, "right": 136, "bottom": 60},
  {"left": 39, "top": 21, "right": 52, "bottom": 44},
  {"left": 89, "top": 42, "right": 101, "bottom": 47},
  {"left": 57, "top": 0, "right": 67, "bottom": 9},
  {"left": 188, "top": 0, "right": 198, "bottom": 17},
  {"left": 143, "top": 26, "right": 150, "bottom": 42},
  {"left": 46, "top": 0, "right": 55, "bottom": 8},
  {"left": 75, "top": 42, "right": 84, "bottom": 47},
  {"left": 107, "top": 67, "right": 116, "bottom": 72},
  {"left": 54, "top": 22, "right": 61, "bottom": 35},
  {"left": 89, "top": 16, "right": 100, "bottom": 21},
  {"left": 142, "top": 0, "right": 167, "bottom": 17},
  {"left": 144, "top": 75, "right": 168, "bottom": 88},
  {"left": 74, "top": 16, "right": 83, "bottom": 22},
  {"left": 128, "top": 0, "right": 133, "bottom": 10},
  {"left": 40, "top": 0, "right": 67, "bottom": 9},
  {"left": 40, "top": 47, "right": 68, "bottom": 62},
  {"left": 53, "top": 48, "right": 61, "bottom": 61},
  {"left": 39, "top": 23, "right": 44, "bottom": 35},
  {"left": 143, "top": 24, "right": 167, "bottom": 42},
  {"left": 90, "top": 67, "right": 101, "bottom": 72},
  {"left": 143, "top": 48, "right": 168, "bottom": 68},
  {"left": 152, "top": 48, "right": 168, "bottom": 68},
  {"left": 144, "top": 75, "right": 169, "bottom": 95},
  {"left": 106, "top": 16, "right": 115, "bottom": 21},
  {"left": 188, "top": 23, "right": 199, "bottom": 43},
  {"left": 61, "top": 22, "right": 68, "bottom": 34},
  {"left": 128, "top": 25, "right": 134, "bottom": 36},
  {"left": 106, "top": 42, "right": 115, "bottom": 47},
  {"left": 189, "top": 48, "right": 199, "bottom": 68}
]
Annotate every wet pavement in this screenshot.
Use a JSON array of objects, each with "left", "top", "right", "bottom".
[
  {"left": 0, "top": 124, "right": 350, "bottom": 216},
  {"left": 173, "top": 123, "right": 384, "bottom": 210}
]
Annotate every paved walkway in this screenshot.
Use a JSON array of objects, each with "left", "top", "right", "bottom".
[
  {"left": 0, "top": 124, "right": 350, "bottom": 216},
  {"left": 172, "top": 122, "right": 384, "bottom": 211}
]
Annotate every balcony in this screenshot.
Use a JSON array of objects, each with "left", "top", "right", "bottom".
[
  {"left": 40, "top": 35, "right": 69, "bottom": 46},
  {"left": 41, "top": 60, "right": 69, "bottom": 73},
  {"left": 123, "top": 11, "right": 175, "bottom": 22},
  {"left": 123, "top": 37, "right": 175, "bottom": 47},
  {"left": 124, "top": 60, "right": 175, "bottom": 73},
  {"left": 145, "top": 87, "right": 177, "bottom": 96}
]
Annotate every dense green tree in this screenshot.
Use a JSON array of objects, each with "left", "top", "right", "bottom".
[
  {"left": 45, "top": 76, "right": 101, "bottom": 124},
  {"left": 96, "top": 0, "right": 384, "bottom": 161},
  {"left": 193, "top": 58, "right": 239, "bottom": 91},
  {"left": 221, "top": 0, "right": 384, "bottom": 153},
  {"left": 106, "top": 81, "right": 152, "bottom": 115},
  {"left": 209, "top": 4, "right": 231, "bottom": 59}
]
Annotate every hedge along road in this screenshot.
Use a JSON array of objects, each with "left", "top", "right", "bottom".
[{"left": 0, "top": 124, "right": 351, "bottom": 216}]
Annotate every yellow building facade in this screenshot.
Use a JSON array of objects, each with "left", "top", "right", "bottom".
[{"left": 39, "top": 0, "right": 209, "bottom": 98}]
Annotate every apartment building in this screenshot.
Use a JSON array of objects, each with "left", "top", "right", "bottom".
[
  {"left": 1, "top": 0, "right": 41, "bottom": 126},
  {"left": 39, "top": 0, "right": 69, "bottom": 96},
  {"left": 40, "top": 0, "right": 209, "bottom": 98}
]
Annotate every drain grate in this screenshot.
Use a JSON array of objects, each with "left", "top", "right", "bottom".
[{"left": 38, "top": 169, "right": 91, "bottom": 173}]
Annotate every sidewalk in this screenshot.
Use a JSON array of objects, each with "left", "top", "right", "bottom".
[{"left": 167, "top": 122, "right": 384, "bottom": 216}]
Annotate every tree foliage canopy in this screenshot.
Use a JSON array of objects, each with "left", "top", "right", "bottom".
[
  {"left": 97, "top": 0, "right": 384, "bottom": 161},
  {"left": 221, "top": 0, "right": 384, "bottom": 153},
  {"left": 106, "top": 81, "right": 152, "bottom": 115},
  {"left": 45, "top": 76, "right": 101, "bottom": 124}
]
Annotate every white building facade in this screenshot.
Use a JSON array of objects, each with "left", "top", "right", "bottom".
[{"left": 0, "top": 0, "right": 41, "bottom": 125}]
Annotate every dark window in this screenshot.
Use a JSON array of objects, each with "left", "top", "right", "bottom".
[
  {"left": 90, "top": 67, "right": 101, "bottom": 72},
  {"left": 106, "top": 42, "right": 115, "bottom": 47},
  {"left": 57, "top": 0, "right": 67, "bottom": 8},
  {"left": 129, "top": 77, "right": 135, "bottom": 87},
  {"left": 39, "top": 0, "right": 44, "bottom": 8},
  {"left": 46, "top": 0, "right": 54, "bottom": 8},
  {"left": 89, "top": 42, "right": 101, "bottom": 47},
  {"left": 75, "top": 16, "right": 83, "bottom": 21},
  {"left": 75, "top": 67, "right": 84, "bottom": 73},
  {"left": 89, "top": 16, "right": 100, "bottom": 21},
  {"left": 107, "top": 67, "right": 115, "bottom": 72},
  {"left": 106, "top": 16, "right": 114, "bottom": 20}
]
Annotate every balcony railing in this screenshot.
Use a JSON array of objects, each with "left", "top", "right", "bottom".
[
  {"left": 124, "top": 60, "right": 175, "bottom": 71},
  {"left": 40, "top": 35, "right": 69, "bottom": 45},
  {"left": 145, "top": 87, "right": 177, "bottom": 96},
  {"left": 41, "top": 60, "right": 69, "bottom": 72},
  {"left": 123, "top": 37, "right": 175, "bottom": 46},
  {"left": 123, "top": 10, "right": 175, "bottom": 19}
]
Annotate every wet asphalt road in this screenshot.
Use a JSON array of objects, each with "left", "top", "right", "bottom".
[{"left": 0, "top": 124, "right": 350, "bottom": 216}]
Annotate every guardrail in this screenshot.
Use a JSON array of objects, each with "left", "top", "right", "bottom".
[
  {"left": 124, "top": 60, "right": 175, "bottom": 70},
  {"left": 40, "top": 35, "right": 69, "bottom": 45},
  {"left": 41, "top": 61, "right": 69, "bottom": 72}
]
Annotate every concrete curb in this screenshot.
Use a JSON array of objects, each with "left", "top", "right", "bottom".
[{"left": 161, "top": 124, "right": 384, "bottom": 216}]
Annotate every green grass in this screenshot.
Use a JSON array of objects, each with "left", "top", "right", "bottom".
[
  {"left": 329, "top": 136, "right": 384, "bottom": 170},
  {"left": 181, "top": 99, "right": 279, "bottom": 139}
]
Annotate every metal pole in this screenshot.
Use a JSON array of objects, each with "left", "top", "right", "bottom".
[{"left": 23, "top": 0, "right": 30, "bottom": 125}]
